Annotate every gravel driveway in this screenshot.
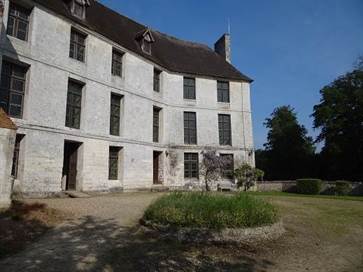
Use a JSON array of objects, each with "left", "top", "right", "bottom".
[{"left": 0, "top": 193, "right": 162, "bottom": 272}]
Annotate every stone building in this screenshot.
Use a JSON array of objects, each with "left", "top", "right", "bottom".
[{"left": 0, "top": 0, "right": 254, "bottom": 197}]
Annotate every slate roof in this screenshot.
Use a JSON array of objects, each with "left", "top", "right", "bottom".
[
  {"left": 33, "top": 0, "right": 253, "bottom": 82},
  {"left": 0, "top": 109, "right": 17, "bottom": 130}
]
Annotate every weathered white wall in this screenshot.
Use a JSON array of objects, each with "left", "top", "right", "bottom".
[
  {"left": 0, "top": 1, "right": 255, "bottom": 195},
  {"left": 0, "top": 128, "right": 16, "bottom": 207}
]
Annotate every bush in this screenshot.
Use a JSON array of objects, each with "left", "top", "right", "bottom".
[
  {"left": 143, "top": 192, "right": 279, "bottom": 230},
  {"left": 335, "top": 181, "right": 352, "bottom": 196},
  {"left": 296, "top": 179, "right": 322, "bottom": 195}
]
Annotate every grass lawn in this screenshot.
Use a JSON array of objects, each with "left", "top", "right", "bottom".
[{"left": 109, "top": 192, "right": 363, "bottom": 272}]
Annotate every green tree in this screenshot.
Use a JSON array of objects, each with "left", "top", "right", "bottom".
[
  {"left": 312, "top": 63, "right": 363, "bottom": 181},
  {"left": 262, "top": 106, "right": 315, "bottom": 180}
]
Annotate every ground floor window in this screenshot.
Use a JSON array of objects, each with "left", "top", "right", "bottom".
[
  {"left": 109, "top": 146, "right": 121, "bottom": 180},
  {"left": 11, "top": 134, "right": 24, "bottom": 178},
  {"left": 184, "top": 153, "right": 199, "bottom": 179},
  {"left": 220, "top": 154, "right": 234, "bottom": 179}
]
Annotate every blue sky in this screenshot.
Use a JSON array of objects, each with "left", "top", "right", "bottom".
[{"left": 100, "top": 0, "right": 363, "bottom": 148}]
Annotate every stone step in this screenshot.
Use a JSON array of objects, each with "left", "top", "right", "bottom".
[
  {"left": 151, "top": 186, "right": 170, "bottom": 192},
  {"left": 64, "top": 191, "right": 92, "bottom": 198}
]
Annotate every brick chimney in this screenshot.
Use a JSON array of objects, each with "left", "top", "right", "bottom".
[{"left": 214, "top": 33, "right": 231, "bottom": 63}]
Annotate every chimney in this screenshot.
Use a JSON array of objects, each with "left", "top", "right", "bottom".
[{"left": 214, "top": 33, "right": 231, "bottom": 63}]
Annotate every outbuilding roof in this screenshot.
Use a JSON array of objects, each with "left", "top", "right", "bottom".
[
  {"left": 0, "top": 109, "right": 17, "bottom": 130},
  {"left": 33, "top": 0, "right": 253, "bottom": 82}
]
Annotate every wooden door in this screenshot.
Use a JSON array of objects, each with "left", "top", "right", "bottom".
[{"left": 63, "top": 142, "right": 79, "bottom": 191}]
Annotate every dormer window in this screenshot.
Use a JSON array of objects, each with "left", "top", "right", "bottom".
[
  {"left": 68, "top": 0, "right": 90, "bottom": 20},
  {"left": 136, "top": 28, "right": 155, "bottom": 55}
]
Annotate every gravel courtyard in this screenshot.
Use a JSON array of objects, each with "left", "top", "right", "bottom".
[{"left": 1, "top": 193, "right": 362, "bottom": 272}]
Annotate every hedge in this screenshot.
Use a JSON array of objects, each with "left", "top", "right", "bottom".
[{"left": 296, "top": 179, "right": 322, "bottom": 195}]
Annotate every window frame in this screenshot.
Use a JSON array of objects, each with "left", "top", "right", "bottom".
[
  {"left": 184, "top": 112, "right": 197, "bottom": 145},
  {"left": 111, "top": 49, "right": 124, "bottom": 77},
  {"left": 218, "top": 114, "right": 232, "bottom": 146},
  {"left": 0, "top": 60, "right": 27, "bottom": 118},
  {"left": 153, "top": 107, "right": 161, "bottom": 143},
  {"left": 217, "top": 81, "right": 230, "bottom": 103},
  {"left": 108, "top": 146, "right": 120, "bottom": 180},
  {"left": 184, "top": 153, "right": 199, "bottom": 179},
  {"left": 69, "top": 29, "right": 87, "bottom": 62},
  {"left": 7, "top": 3, "right": 30, "bottom": 41},
  {"left": 110, "top": 93, "right": 122, "bottom": 136},
  {"left": 153, "top": 68, "right": 161, "bottom": 92},
  {"left": 183, "top": 77, "right": 196, "bottom": 100},
  {"left": 65, "top": 79, "right": 83, "bottom": 129},
  {"left": 220, "top": 154, "right": 234, "bottom": 179}
]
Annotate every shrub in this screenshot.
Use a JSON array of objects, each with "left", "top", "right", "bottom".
[
  {"left": 234, "top": 163, "right": 264, "bottom": 191},
  {"left": 143, "top": 192, "right": 279, "bottom": 230},
  {"left": 335, "top": 181, "right": 352, "bottom": 196},
  {"left": 296, "top": 179, "right": 322, "bottom": 195}
]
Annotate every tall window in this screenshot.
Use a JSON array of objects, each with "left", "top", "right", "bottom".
[
  {"left": 184, "top": 112, "right": 197, "bottom": 145},
  {"left": 110, "top": 94, "right": 122, "bottom": 136},
  {"left": 217, "top": 81, "right": 230, "bottom": 103},
  {"left": 112, "top": 49, "right": 123, "bottom": 77},
  {"left": 153, "top": 107, "right": 161, "bottom": 142},
  {"left": 65, "top": 80, "right": 83, "bottom": 129},
  {"left": 7, "top": 3, "right": 30, "bottom": 41},
  {"left": 0, "top": 61, "right": 27, "bottom": 118},
  {"left": 109, "top": 147, "right": 120, "bottom": 180},
  {"left": 183, "top": 77, "right": 196, "bottom": 100},
  {"left": 153, "top": 68, "right": 161, "bottom": 92},
  {"left": 218, "top": 114, "right": 232, "bottom": 145},
  {"left": 221, "top": 154, "right": 234, "bottom": 179},
  {"left": 11, "top": 134, "right": 24, "bottom": 179},
  {"left": 184, "top": 153, "right": 199, "bottom": 179},
  {"left": 69, "top": 29, "right": 86, "bottom": 62}
]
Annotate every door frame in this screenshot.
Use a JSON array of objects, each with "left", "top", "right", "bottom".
[
  {"left": 62, "top": 140, "right": 82, "bottom": 191},
  {"left": 153, "top": 151, "right": 163, "bottom": 185}
]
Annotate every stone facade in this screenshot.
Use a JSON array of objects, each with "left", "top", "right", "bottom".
[{"left": 0, "top": 0, "right": 254, "bottom": 196}]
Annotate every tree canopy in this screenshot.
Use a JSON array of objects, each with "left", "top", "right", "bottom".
[{"left": 312, "top": 65, "right": 363, "bottom": 181}]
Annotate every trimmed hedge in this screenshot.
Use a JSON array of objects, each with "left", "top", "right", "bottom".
[
  {"left": 296, "top": 179, "right": 322, "bottom": 195},
  {"left": 335, "top": 181, "right": 352, "bottom": 196}
]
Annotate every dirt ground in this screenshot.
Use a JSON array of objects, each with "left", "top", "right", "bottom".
[{"left": 0, "top": 192, "right": 362, "bottom": 272}]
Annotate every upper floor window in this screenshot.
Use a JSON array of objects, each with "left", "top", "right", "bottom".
[
  {"left": 69, "top": 29, "right": 86, "bottom": 62},
  {"left": 184, "top": 112, "right": 197, "bottom": 145},
  {"left": 217, "top": 81, "right": 230, "bottom": 103},
  {"left": 183, "top": 77, "right": 196, "bottom": 100},
  {"left": 0, "top": 60, "right": 27, "bottom": 118},
  {"left": 110, "top": 94, "right": 122, "bottom": 136},
  {"left": 136, "top": 28, "right": 155, "bottom": 55},
  {"left": 66, "top": 80, "right": 83, "bottom": 129},
  {"left": 218, "top": 114, "right": 232, "bottom": 146},
  {"left": 112, "top": 49, "right": 124, "bottom": 77},
  {"left": 153, "top": 68, "right": 161, "bottom": 92},
  {"left": 7, "top": 3, "right": 30, "bottom": 41},
  {"left": 153, "top": 107, "right": 161, "bottom": 143}
]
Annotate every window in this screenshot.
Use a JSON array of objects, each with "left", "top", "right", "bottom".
[
  {"left": 109, "top": 147, "right": 120, "bottom": 180},
  {"left": 7, "top": 3, "right": 30, "bottom": 41},
  {"left": 11, "top": 134, "right": 24, "bottom": 179},
  {"left": 153, "top": 107, "right": 161, "bottom": 143},
  {"left": 221, "top": 154, "right": 234, "bottom": 179},
  {"left": 112, "top": 49, "right": 123, "bottom": 77},
  {"left": 141, "top": 40, "right": 152, "bottom": 55},
  {"left": 218, "top": 114, "right": 232, "bottom": 145},
  {"left": 65, "top": 80, "right": 83, "bottom": 129},
  {"left": 0, "top": 61, "right": 27, "bottom": 118},
  {"left": 184, "top": 153, "right": 199, "bottom": 179},
  {"left": 110, "top": 94, "right": 122, "bottom": 136},
  {"left": 69, "top": 29, "right": 86, "bottom": 62},
  {"left": 184, "top": 112, "right": 197, "bottom": 145},
  {"left": 153, "top": 69, "right": 161, "bottom": 92},
  {"left": 217, "top": 81, "right": 230, "bottom": 103},
  {"left": 183, "top": 77, "right": 196, "bottom": 100},
  {"left": 73, "top": 1, "right": 85, "bottom": 19}
]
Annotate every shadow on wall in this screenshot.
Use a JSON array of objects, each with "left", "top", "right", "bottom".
[{"left": 0, "top": 215, "right": 274, "bottom": 272}]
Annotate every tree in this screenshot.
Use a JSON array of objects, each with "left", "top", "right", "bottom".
[
  {"left": 312, "top": 65, "right": 363, "bottom": 181},
  {"left": 262, "top": 106, "right": 315, "bottom": 180},
  {"left": 199, "top": 150, "right": 231, "bottom": 191},
  {"left": 234, "top": 163, "right": 264, "bottom": 191}
]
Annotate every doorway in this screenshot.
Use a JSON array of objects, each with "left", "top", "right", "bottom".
[
  {"left": 62, "top": 141, "right": 82, "bottom": 191},
  {"left": 153, "top": 151, "right": 163, "bottom": 185}
]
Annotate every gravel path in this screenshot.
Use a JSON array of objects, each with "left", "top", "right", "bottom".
[{"left": 0, "top": 193, "right": 162, "bottom": 272}]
